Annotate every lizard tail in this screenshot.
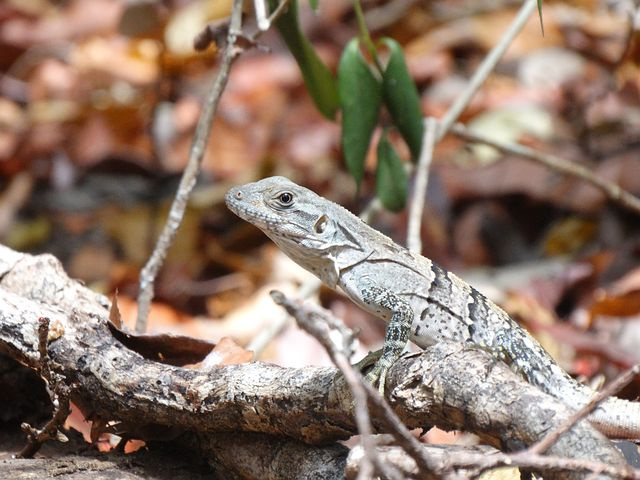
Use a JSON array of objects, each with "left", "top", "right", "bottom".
[
  {"left": 494, "top": 314, "right": 640, "bottom": 439},
  {"left": 589, "top": 396, "right": 640, "bottom": 440},
  {"left": 526, "top": 353, "right": 640, "bottom": 439}
]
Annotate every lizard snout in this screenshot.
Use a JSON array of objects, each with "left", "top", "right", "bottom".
[
  {"left": 226, "top": 186, "right": 243, "bottom": 200},
  {"left": 224, "top": 187, "right": 243, "bottom": 211}
]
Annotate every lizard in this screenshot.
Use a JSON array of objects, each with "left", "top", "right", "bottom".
[{"left": 225, "top": 175, "right": 640, "bottom": 439}]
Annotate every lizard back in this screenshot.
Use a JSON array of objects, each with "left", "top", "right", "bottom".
[{"left": 226, "top": 176, "right": 640, "bottom": 439}]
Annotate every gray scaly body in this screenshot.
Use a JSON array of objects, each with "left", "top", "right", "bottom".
[{"left": 226, "top": 176, "right": 640, "bottom": 438}]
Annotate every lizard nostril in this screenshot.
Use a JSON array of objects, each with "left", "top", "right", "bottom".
[{"left": 235, "top": 191, "right": 243, "bottom": 199}]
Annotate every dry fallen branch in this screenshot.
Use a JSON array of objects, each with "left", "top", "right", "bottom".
[
  {"left": 190, "top": 431, "right": 348, "bottom": 479},
  {"left": 271, "top": 290, "right": 430, "bottom": 480},
  {"left": 267, "top": 290, "right": 632, "bottom": 480},
  {"left": 2, "top": 436, "right": 215, "bottom": 480},
  {"left": 18, "top": 317, "right": 71, "bottom": 458},
  {"left": 346, "top": 443, "right": 640, "bottom": 480},
  {"left": 0, "top": 245, "right": 631, "bottom": 479}
]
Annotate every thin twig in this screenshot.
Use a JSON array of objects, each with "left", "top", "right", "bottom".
[
  {"left": 407, "top": 117, "right": 438, "bottom": 254},
  {"left": 37, "top": 316, "right": 50, "bottom": 365},
  {"left": 336, "top": 354, "right": 402, "bottom": 480},
  {"left": 436, "top": 0, "right": 537, "bottom": 140},
  {"left": 270, "top": 291, "right": 440, "bottom": 479},
  {"left": 443, "top": 448, "right": 639, "bottom": 479},
  {"left": 270, "top": 291, "right": 404, "bottom": 480},
  {"left": 451, "top": 123, "right": 640, "bottom": 216},
  {"left": 356, "top": 370, "right": 440, "bottom": 479},
  {"left": 253, "top": 0, "right": 270, "bottom": 31},
  {"left": 252, "top": 0, "right": 292, "bottom": 33},
  {"left": 19, "top": 317, "right": 71, "bottom": 458},
  {"left": 528, "top": 364, "right": 640, "bottom": 455},
  {"left": 264, "top": 0, "right": 292, "bottom": 29},
  {"left": 135, "top": 0, "right": 245, "bottom": 332}
]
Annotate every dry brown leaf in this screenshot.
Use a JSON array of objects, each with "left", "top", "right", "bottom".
[
  {"left": 405, "top": 6, "right": 563, "bottom": 62},
  {"left": 543, "top": 217, "right": 597, "bottom": 256},
  {"left": 438, "top": 152, "right": 640, "bottom": 214},
  {"left": 70, "top": 37, "right": 160, "bottom": 85},
  {"left": 198, "top": 336, "right": 253, "bottom": 368},
  {"left": 590, "top": 290, "right": 640, "bottom": 320},
  {"left": 107, "top": 318, "right": 218, "bottom": 367}
]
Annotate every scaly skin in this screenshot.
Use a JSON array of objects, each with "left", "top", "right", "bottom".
[{"left": 225, "top": 176, "right": 640, "bottom": 439}]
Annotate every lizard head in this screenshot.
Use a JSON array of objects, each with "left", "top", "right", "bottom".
[
  {"left": 225, "top": 176, "right": 335, "bottom": 247},
  {"left": 225, "top": 176, "right": 358, "bottom": 284}
]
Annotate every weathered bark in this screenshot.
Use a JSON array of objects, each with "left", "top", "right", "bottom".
[
  {"left": 0, "top": 423, "right": 347, "bottom": 479},
  {"left": 0, "top": 444, "right": 213, "bottom": 480},
  {"left": 0, "top": 245, "right": 629, "bottom": 479},
  {"left": 192, "top": 432, "right": 347, "bottom": 479},
  {"left": 387, "top": 351, "right": 629, "bottom": 479}
]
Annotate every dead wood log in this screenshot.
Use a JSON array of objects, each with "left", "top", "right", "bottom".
[{"left": 0, "top": 245, "right": 628, "bottom": 479}]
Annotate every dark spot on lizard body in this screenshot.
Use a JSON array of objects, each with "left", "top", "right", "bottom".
[
  {"left": 414, "top": 262, "right": 466, "bottom": 338},
  {"left": 466, "top": 288, "right": 487, "bottom": 341}
]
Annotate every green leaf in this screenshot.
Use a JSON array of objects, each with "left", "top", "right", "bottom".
[
  {"left": 381, "top": 38, "right": 424, "bottom": 161},
  {"left": 376, "top": 132, "right": 408, "bottom": 212},
  {"left": 309, "top": 0, "right": 318, "bottom": 11},
  {"left": 338, "top": 38, "right": 382, "bottom": 186},
  {"left": 271, "top": 0, "right": 338, "bottom": 119},
  {"left": 537, "top": 0, "right": 545, "bottom": 35}
]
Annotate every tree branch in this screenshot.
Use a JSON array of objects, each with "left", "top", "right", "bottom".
[
  {"left": 407, "top": 117, "right": 438, "bottom": 254},
  {"left": 0, "top": 245, "right": 629, "bottom": 478},
  {"left": 450, "top": 122, "right": 640, "bottom": 216},
  {"left": 436, "top": 0, "right": 537, "bottom": 140},
  {"left": 136, "top": 0, "right": 245, "bottom": 332}
]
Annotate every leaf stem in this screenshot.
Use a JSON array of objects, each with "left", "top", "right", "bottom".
[{"left": 352, "top": 0, "right": 383, "bottom": 73}]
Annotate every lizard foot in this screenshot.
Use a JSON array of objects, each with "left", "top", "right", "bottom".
[
  {"left": 471, "top": 341, "right": 511, "bottom": 373},
  {"left": 364, "top": 363, "right": 389, "bottom": 396},
  {"left": 353, "top": 349, "right": 389, "bottom": 395},
  {"left": 353, "top": 349, "right": 382, "bottom": 371}
]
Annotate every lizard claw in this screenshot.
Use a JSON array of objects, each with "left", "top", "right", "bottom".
[
  {"left": 353, "top": 349, "right": 389, "bottom": 396},
  {"left": 364, "top": 363, "right": 389, "bottom": 396}
]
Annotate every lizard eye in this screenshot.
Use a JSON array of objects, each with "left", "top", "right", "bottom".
[{"left": 277, "top": 192, "right": 294, "bottom": 206}]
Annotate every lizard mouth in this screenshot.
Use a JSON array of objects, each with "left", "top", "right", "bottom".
[
  {"left": 225, "top": 188, "right": 280, "bottom": 230},
  {"left": 225, "top": 187, "right": 313, "bottom": 243}
]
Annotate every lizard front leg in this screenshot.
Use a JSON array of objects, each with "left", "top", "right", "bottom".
[{"left": 360, "top": 285, "right": 413, "bottom": 395}]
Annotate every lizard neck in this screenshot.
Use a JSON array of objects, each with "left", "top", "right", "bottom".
[{"left": 266, "top": 203, "right": 375, "bottom": 289}]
